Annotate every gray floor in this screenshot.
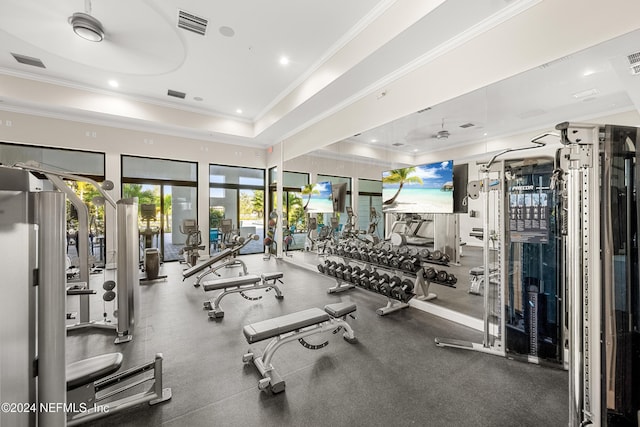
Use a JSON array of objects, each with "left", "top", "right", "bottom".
[{"left": 66, "top": 253, "right": 567, "bottom": 427}]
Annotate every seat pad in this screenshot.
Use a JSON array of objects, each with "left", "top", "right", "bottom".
[
  {"left": 324, "top": 301, "right": 356, "bottom": 318},
  {"left": 182, "top": 248, "right": 233, "bottom": 278},
  {"left": 66, "top": 353, "right": 123, "bottom": 390},
  {"left": 243, "top": 308, "right": 330, "bottom": 344},
  {"left": 202, "top": 274, "right": 261, "bottom": 292}
]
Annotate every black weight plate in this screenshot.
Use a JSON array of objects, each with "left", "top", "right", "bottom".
[
  {"left": 102, "top": 280, "right": 116, "bottom": 291},
  {"left": 103, "top": 290, "right": 116, "bottom": 302},
  {"left": 419, "top": 248, "right": 430, "bottom": 259}
]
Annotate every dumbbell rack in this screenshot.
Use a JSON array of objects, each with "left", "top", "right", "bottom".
[{"left": 321, "top": 257, "right": 436, "bottom": 316}]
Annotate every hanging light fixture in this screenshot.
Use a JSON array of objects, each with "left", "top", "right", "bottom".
[{"left": 69, "top": 1, "right": 104, "bottom": 42}]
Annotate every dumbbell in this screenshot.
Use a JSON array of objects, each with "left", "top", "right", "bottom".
[
  {"left": 447, "top": 273, "right": 457, "bottom": 285},
  {"left": 342, "top": 265, "right": 354, "bottom": 282},
  {"left": 359, "top": 270, "right": 371, "bottom": 289},
  {"left": 327, "top": 261, "right": 339, "bottom": 276},
  {"left": 359, "top": 248, "right": 370, "bottom": 262},
  {"left": 436, "top": 270, "right": 448, "bottom": 283},
  {"left": 335, "top": 263, "right": 346, "bottom": 280},
  {"left": 424, "top": 267, "right": 437, "bottom": 280},
  {"left": 351, "top": 266, "right": 362, "bottom": 285},
  {"left": 380, "top": 275, "right": 402, "bottom": 297},
  {"left": 390, "top": 254, "right": 404, "bottom": 269},
  {"left": 379, "top": 250, "right": 392, "bottom": 266},
  {"left": 401, "top": 255, "right": 421, "bottom": 272},
  {"left": 419, "top": 248, "right": 431, "bottom": 260},
  {"left": 372, "top": 273, "right": 390, "bottom": 293},
  {"left": 350, "top": 247, "right": 361, "bottom": 260},
  {"left": 368, "top": 271, "right": 381, "bottom": 291},
  {"left": 317, "top": 259, "right": 332, "bottom": 274},
  {"left": 392, "top": 278, "right": 415, "bottom": 302},
  {"left": 368, "top": 250, "right": 380, "bottom": 264},
  {"left": 430, "top": 250, "right": 443, "bottom": 261}
]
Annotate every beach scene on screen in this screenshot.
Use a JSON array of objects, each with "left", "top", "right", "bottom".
[
  {"left": 305, "top": 181, "right": 334, "bottom": 213},
  {"left": 382, "top": 161, "right": 454, "bottom": 213}
]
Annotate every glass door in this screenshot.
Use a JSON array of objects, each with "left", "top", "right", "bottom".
[
  {"left": 123, "top": 183, "right": 163, "bottom": 261},
  {"left": 239, "top": 189, "right": 265, "bottom": 254}
]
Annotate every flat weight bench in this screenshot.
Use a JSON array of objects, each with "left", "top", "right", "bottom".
[
  {"left": 203, "top": 272, "right": 284, "bottom": 319},
  {"left": 66, "top": 352, "right": 171, "bottom": 426},
  {"left": 242, "top": 301, "right": 357, "bottom": 393}
]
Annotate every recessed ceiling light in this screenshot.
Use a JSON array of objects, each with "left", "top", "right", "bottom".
[
  {"left": 413, "top": 149, "right": 418, "bottom": 152},
  {"left": 583, "top": 69, "right": 595, "bottom": 77},
  {"left": 194, "top": 96, "right": 203, "bottom": 101},
  {"left": 371, "top": 139, "right": 377, "bottom": 143},
  {"left": 236, "top": 108, "right": 243, "bottom": 114},
  {"left": 483, "top": 133, "right": 488, "bottom": 136},
  {"left": 279, "top": 56, "right": 290, "bottom": 66},
  {"left": 219, "top": 26, "right": 235, "bottom": 37},
  {"left": 108, "top": 80, "right": 118, "bottom": 88}
]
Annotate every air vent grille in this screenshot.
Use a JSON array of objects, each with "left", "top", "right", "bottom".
[
  {"left": 628, "top": 52, "right": 640, "bottom": 65},
  {"left": 167, "top": 89, "right": 186, "bottom": 99},
  {"left": 11, "top": 53, "right": 45, "bottom": 68},
  {"left": 391, "top": 142, "right": 404, "bottom": 147},
  {"left": 177, "top": 10, "right": 208, "bottom": 36},
  {"left": 631, "top": 64, "right": 640, "bottom": 76},
  {"left": 459, "top": 123, "right": 475, "bottom": 128},
  {"left": 417, "top": 107, "right": 431, "bottom": 113}
]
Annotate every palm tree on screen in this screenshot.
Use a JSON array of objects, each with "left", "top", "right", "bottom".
[
  {"left": 301, "top": 184, "right": 320, "bottom": 210},
  {"left": 382, "top": 167, "right": 422, "bottom": 205}
]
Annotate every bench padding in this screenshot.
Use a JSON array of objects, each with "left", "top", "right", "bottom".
[
  {"left": 182, "top": 248, "right": 233, "bottom": 278},
  {"left": 324, "top": 302, "right": 356, "bottom": 318},
  {"left": 202, "top": 274, "right": 261, "bottom": 292},
  {"left": 67, "top": 352, "right": 123, "bottom": 391},
  {"left": 262, "top": 272, "right": 284, "bottom": 281},
  {"left": 243, "top": 308, "right": 330, "bottom": 344}
]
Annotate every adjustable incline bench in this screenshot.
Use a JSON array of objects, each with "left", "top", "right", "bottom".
[
  {"left": 242, "top": 301, "right": 357, "bottom": 393},
  {"left": 182, "top": 234, "right": 260, "bottom": 286},
  {"left": 202, "top": 272, "right": 285, "bottom": 318},
  {"left": 66, "top": 352, "right": 171, "bottom": 426}
]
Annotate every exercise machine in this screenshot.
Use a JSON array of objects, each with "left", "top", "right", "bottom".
[
  {"left": 11, "top": 162, "right": 141, "bottom": 344},
  {"left": 201, "top": 272, "right": 284, "bottom": 318},
  {"left": 178, "top": 218, "right": 204, "bottom": 267},
  {"left": 556, "top": 122, "right": 640, "bottom": 426},
  {"left": 242, "top": 300, "right": 357, "bottom": 393},
  {"left": 0, "top": 166, "right": 171, "bottom": 427},
  {"left": 139, "top": 203, "right": 167, "bottom": 282}
]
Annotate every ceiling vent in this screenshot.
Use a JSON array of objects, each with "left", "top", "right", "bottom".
[
  {"left": 417, "top": 107, "right": 432, "bottom": 113},
  {"left": 167, "top": 89, "right": 186, "bottom": 99},
  {"left": 177, "top": 10, "right": 208, "bottom": 36},
  {"left": 391, "top": 142, "right": 404, "bottom": 147},
  {"left": 11, "top": 53, "right": 46, "bottom": 68},
  {"left": 459, "top": 122, "right": 475, "bottom": 128},
  {"left": 627, "top": 51, "right": 640, "bottom": 75}
]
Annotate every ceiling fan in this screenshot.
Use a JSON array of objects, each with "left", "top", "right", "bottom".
[{"left": 432, "top": 118, "right": 450, "bottom": 139}]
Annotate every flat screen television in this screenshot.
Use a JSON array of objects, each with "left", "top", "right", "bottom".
[
  {"left": 382, "top": 160, "right": 454, "bottom": 213},
  {"left": 303, "top": 181, "right": 334, "bottom": 213},
  {"left": 331, "top": 183, "right": 347, "bottom": 213}
]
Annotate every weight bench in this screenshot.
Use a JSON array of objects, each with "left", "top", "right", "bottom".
[
  {"left": 242, "top": 301, "right": 357, "bottom": 393},
  {"left": 66, "top": 353, "right": 171, "bottom": 426},
  {"left": 203, "top": 272, "right": 284, "bottom": 319},
  {"left": 182, "top": 248, "right": 250, "bottom": 287}
]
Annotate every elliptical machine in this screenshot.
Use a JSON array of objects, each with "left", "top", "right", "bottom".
[{"left": 178, "top": 218, "right": 204, "bottom": 267}]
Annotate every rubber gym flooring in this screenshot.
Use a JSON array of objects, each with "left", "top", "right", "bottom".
[{"left": 66, "top": 253, "right": 567, "bottom": 427}]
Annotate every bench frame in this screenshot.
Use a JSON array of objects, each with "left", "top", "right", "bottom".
[
  {"left": 67, "top": 353, "right": 172, "bottom": 426},
  {"left": 203, "top": 273, "right": 284, "bottom": 318},
  {"left": 242, "top": 305, "right": 356, "bottom": 393}
]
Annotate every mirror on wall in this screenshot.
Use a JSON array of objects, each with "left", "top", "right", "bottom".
[{"left": 279, "top": 28, "right": 640, "bottom": 323}]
